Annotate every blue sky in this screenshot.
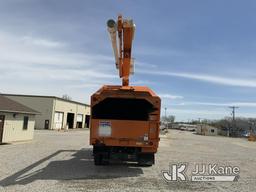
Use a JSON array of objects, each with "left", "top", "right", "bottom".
[{"left": 1, "top": 0, "right": 256, "bottom": 121}]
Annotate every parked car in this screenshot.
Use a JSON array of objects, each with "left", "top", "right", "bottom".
[{"left": 241, "top": 130, "right": 250, "bottom": 138}]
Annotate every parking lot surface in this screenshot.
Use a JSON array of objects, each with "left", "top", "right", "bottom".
[{"left": 0, "top": 129, "right": 256, "bottom": 192}]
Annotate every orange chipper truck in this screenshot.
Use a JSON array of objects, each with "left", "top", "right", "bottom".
[{"left": 90, "top": 15, "right": 161, "bottom": 166}]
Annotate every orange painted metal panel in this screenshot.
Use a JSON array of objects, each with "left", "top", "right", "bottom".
[{"left": 90, "top": 85, "right": 161, "bottom": 153}]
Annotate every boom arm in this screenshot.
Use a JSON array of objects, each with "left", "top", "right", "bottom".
[{"left": 107, "top": 15, "right": 135, "bottom": 86}]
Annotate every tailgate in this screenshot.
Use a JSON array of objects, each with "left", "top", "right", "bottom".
[
  {"left": 91, "top": 119, "right": 149, "bottom": 139},
  {"left": 90, "top": 119, "right": 159, "bottom": 147}
]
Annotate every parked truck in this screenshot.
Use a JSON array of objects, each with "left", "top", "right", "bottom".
[{"left": 90, "top": 15, "right": 161, "bottom": 166}]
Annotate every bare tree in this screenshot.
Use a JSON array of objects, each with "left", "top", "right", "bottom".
[
  {"left": 62, "top": 94, "right": 72, "bottom": 101},
  {"left": 161, "top": 115, "right": 175, "bottom": 123}
]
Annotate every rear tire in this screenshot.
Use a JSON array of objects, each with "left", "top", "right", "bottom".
[
  {"left": 94, "top": 150, "right": 109, "bottom": 165},
  {"left": 138, "top": 153, "right": 154, "bottom": 166},
  {"left": 94, "top": 153, "right": 102, "bottom": 165}
]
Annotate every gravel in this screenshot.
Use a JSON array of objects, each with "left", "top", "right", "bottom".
[{"left": 0, "top": 129, "right": 256, "bottom": 192}]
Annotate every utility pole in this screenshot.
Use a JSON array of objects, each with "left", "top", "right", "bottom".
[
  {"left": 228, "top": 106, "right": 239, "bottom": 137},
  {"left": 198, "top": 118, "right": 202, "bottom": 135},
  {"left": 164, "top": 107, "right": 167, "bottom": 129}
]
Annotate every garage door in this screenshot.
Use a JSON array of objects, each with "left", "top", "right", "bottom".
[
  {"left": 77, "top": 114, "right": 83, "bottom": 122},
  {"left": 54, "top": 112, "right": 63, "bottom": 129}
]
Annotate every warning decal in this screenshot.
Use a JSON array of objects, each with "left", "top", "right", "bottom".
[{"left": 99, "top": 121, "right": 111, "bottom": 136}]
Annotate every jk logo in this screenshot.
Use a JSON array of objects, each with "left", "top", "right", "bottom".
[{"left": 162, "top": 163, "right": 188, "bottom": 181}]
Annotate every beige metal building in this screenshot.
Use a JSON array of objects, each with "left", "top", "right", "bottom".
[
  {"left": 1, "top": 94, "right": 90, "bottom": 130},
  {"left": 0, "top": 95, "right": 38, "bottom": 143},
  {"left": 197, "top": 124, "right": 219, "bottom": 136}
]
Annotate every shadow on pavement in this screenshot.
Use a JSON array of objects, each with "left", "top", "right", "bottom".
[{"left": 0, "top": 148, "right": 143, "bottom": 186}]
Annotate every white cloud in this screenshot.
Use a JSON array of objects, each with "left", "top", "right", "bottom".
[
  {"left": 184, "top": 101, "right": 228, "bottom": 107},
  {"left": 170, "top": 108, "right": 224, "bottom": 116},
  {"left": 68, "top": 83, "right": 103, "bottom": 89},
  {"left": 135, "top": 61, "right": 157, "bottom": 68},
  {"left": 0, "top": 31, "right": 116, "bottom": 80},
  {"left": 0, "top": 46, "right": 112, "bottom": 68},
  {"left": 138, "top": 70, "right": 256, "bottom": 88},
  {"left": 135, "top": 46, "right": 183, "bottom": 57},
  {"left": 0, "top": 31, "right": 118, "bottom": 102},
  {"left": 158, "top": 93, "right": 184, "bottom": 99},
  {"left": 22, "top": 36, "right": 65, "bottom": 48},
  {"left": 131, "top": 80, "right": 155, "bottom": 85},
  {"left": 167, "top": 103, "right": 185, "bottom": 106},
  {"left": 162, "top": 101, "right": 256, "bottom": 121},
  {"left": 184, "top": 101, "right": 256, "bottom": 107},
  {"left": 167, "top": 107, "right": 256, "bottom": 121},
  {"left": 232, "top": 102, "right": 256, "bottom": 107}
]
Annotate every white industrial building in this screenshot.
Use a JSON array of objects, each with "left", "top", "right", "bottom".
[
  {"left": 1, "top": 94, "right": 90, "bottom": 130},
  {"left": 0, "top": 95, "right": 38, "bottom": 143}
]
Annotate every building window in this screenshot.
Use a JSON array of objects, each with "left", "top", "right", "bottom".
[
  {"left": 211, "top": 129, "right": 215, "bottom": 133},
  {"left": 23, "top": 116, "right": 29, "bottom": 130}
]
